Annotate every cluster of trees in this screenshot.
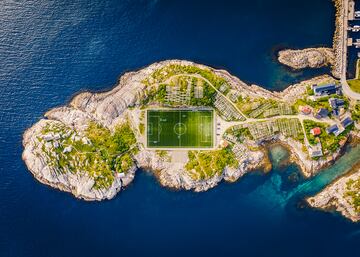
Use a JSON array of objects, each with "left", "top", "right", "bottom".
[
  {"left": 189, "top": 81, "right": 216, "bottom": 106},
  {"left": 293, "top": 95, "right": 349, "bottom": 116},
  {"left": 303, "top": 120, "right": 345, "bottom": 153},
  {"left": 351, "top": 104, "right": 360, "bottom": 121}
]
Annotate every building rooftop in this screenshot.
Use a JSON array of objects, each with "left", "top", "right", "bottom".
[
  {"left": 336, "top": 99, "right": 345, "bottom": 107},
  {"left": 312, "top": 83, "right": 338, "bottom": 96},
  {"left": 299, "top": 105, "right": 312, "bottom": 115},
  {"left": 329, "top": 98, "right": 337, "bottom": 109},
  {"left": 326, "top": 124, "right": 339, "bottom": 134},
  {"left": 308, "top": 142, "right": 323, "bottom": 157},
  {"left": 341, "top": 117, "right": 353, "bottom": 128},
  {"left": 315, "top": 108, "right": 329, "bottom": 119},
  {"left": 310, "top": 127, "right": 321, "bottom": 136},
  {"left": 329, "top": 98, "right": 345, "bottom": 109}
]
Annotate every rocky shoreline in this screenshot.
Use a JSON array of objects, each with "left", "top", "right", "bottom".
[
  {"left": 278, "top": 48, "right": 334, "bottom": 70},
  {"left": 307, "top": 160, "right": 360, "bottom": 222},
  {"left": 22, "top": 60, "right": 348, "bottom": 201},
  {"left": 277, "top": 0, "right": 345, "bottom": 78}
]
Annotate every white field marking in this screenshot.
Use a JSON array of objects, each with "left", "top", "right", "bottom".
[
  {"left": 200, "top": 115, "right": 212, "bottom": 143},
  {"left": 148, "top": 123, "right": 153, "bottom": 136},
  {"left": 148, "top": 115, "right": 161, "bottom": 144},
  {"left": 174, "top": 123, "right": 187, "bottom": 136},
  {"left": 147, "top": 110, "right": 214, "bottom": 148},
  {"left": 179, "top": 111, "right": 182, "bottom": 146}
]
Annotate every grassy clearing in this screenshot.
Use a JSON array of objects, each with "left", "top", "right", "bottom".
[
  {"left": 145, "top": 64, "right": 228, "bottom": 90},
  {"left": 185, "top": 147, "right": 238, "bottom": 180},
  {"left": 40, "top": 122, "right": 137, "bottom": 189},
  {"left": 293, "top": 95, "right": 349, "bottom": 115},
  {"left": 347, "top": 79, "right": 360, "bottom": 94},
  {"left": 303, "top": 120, "right": 347, "bottom": 154}
]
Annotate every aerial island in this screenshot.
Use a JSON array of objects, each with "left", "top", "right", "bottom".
[{"left": 22, "top": 0, "right": 360, "bottom": 222}]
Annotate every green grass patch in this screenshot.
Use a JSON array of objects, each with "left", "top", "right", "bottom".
[
  {"left": 145, "top": 64, "right": 228, "bottom": 90},
  {"left": 351, "top": 103, "right": 360, "bottom": 121},
  {"left": 347, "top": 79, "right": 360, "bottom": 94},
  {"left": 303, "top": 120, "right": 347, "bottom": 154},
  {"left": 185, "top": 147, "right": 238, "bottom": 180},
  {"left": 41, "top": 122, "right": 137, "bottom": 190},
  {"left": 147, "top": 109, "right": 214, "bottom": 148}
]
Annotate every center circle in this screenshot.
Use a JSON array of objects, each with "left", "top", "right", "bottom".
[{"left": 174, "top": 123, "right": 186, "bottom": 136}]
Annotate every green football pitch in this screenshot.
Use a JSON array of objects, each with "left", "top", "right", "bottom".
[{"left": 147, "top": 109, "right": 214, "bottom": 148}]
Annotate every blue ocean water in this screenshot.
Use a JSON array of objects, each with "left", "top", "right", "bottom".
[{"left": 1, "top": 0, "right": 360, "bottom": 256}]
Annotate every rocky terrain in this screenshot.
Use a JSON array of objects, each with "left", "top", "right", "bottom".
[
  {"left": 278, "top": 48, "right": 334, "bottom": 70},
  {"left": 276, "top": 0, "right": 345, "bottom": 78},
  {"left": 307, "top": 168, "right": 360, "bottom": 222},
  {"left": 23, "top": 60, "right": 344, "bottom": 201}
]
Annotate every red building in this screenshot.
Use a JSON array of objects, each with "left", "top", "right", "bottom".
[{"left": 310, "top": 127, "right": 321, "bottom": 136}]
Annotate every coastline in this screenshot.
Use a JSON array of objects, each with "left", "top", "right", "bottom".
[
  {"left": 306, "top": 158, "right": 360, "bottom": 222},
  {"left": 276, "top": 0, "right": 343, "bottom": 78},
  {"left": 278, "top": 48, "right": 334, "bottom": 70},
  {"left": 22, "top": 59, "right": 349, "bottom": 201}
]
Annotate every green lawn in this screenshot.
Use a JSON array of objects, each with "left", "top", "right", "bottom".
[
  {"left": 147, "top": 109, "right": 214, "bottom": 148},
  {"left": 347, "top": 79, "right": 360, "bottom": 94}
]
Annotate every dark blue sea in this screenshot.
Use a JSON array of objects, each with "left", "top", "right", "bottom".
[{"left": 1, "top": 0, "right": 360, "bottom": 256}]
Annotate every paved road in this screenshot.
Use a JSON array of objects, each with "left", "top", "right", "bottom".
[{"left": 341, "top": 78, "right": 360, "bottom": 100}]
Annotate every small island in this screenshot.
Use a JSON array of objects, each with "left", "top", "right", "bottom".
[
  {"left": 278, "top": 48, "right": 334, "bottom": 70},
  {"left": 22, "top": 60, "right": 358, "bottom": 207}
]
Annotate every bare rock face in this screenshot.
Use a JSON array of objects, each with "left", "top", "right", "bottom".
[
  {"left": 135, "top": 149, "right": 226, "bottom": 192},
  {"left": 22, "top": 59, "right": 342, "bottom": 201},
  {"left": 278, "top": 48, "right": 334, "bottom": 70},
  {"left": 22, "top": 61, "right": 151, "bottom": 201},
  {"left": 23, "top": 119, "right": 138, "bottom": 200},
  {"left": 307, "top": 170, "right": 360, "bottom": 222}
]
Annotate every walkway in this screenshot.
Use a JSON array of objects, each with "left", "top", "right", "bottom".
[
  {"left": 164, "top": 74, "right": 337, "bottom": 146},
  {"left": 166, "top": 73, "right": 247, "bottom": 118}
]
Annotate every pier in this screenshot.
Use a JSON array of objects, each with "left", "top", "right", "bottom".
[
  {"left": 349, "top": 0, "right": 355, "bottom": 20},
  {"left": 338, "top": 0, "right": 360, "bottom": 99},
  {"left": 348, "top": 38, "right": 360, "bottom": 47}
]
